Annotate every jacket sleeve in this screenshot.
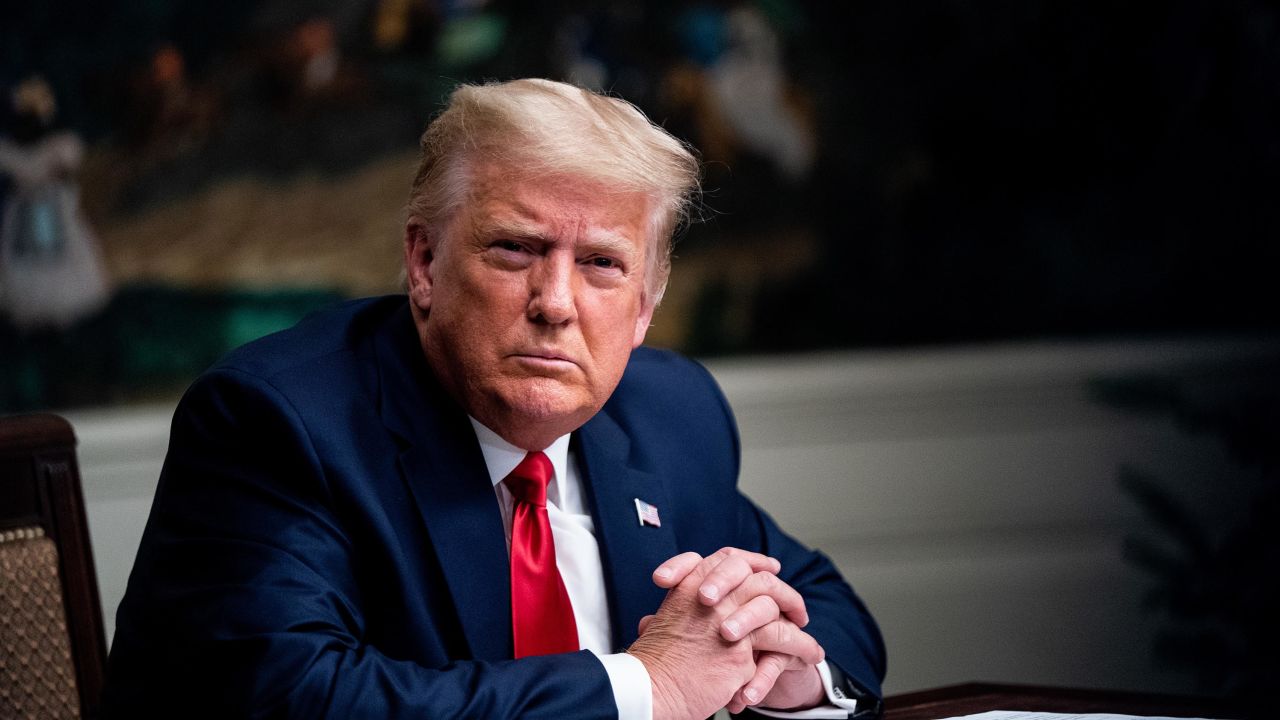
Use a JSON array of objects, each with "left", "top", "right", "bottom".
[{"left": 103, "top": 368, "right": 617, "bottom": 720}]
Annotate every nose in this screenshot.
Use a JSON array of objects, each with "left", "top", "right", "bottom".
[{"left": 527, "top": 254, "right": 576, "bottom": 326}]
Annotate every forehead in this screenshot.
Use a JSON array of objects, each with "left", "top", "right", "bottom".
[{"left": 462, "top": 163, "right": 654, "bottom": 248}]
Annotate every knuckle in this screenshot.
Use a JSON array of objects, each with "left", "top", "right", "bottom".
[
  {"left": 756, "top": 595, "right": 780, "bottom": 619},
  {"left": 708, "top": 596, "right": 735, "bottom": 620},
  {"left": 733, "top": 605, "right": 761, "bottom": 630},
  {"left": 682, "top": 552, "right": 707, "bottom": 570},
  {"left": 728, "top": 555, "right": 752, "bottom": 576},
  {"left": 701, "top": 551, "right": 727, "bottom": 570},
  {"left": 750, "top": 623, "right": 773, "bottom": 647},
  {"left": 762, "top": 654, "right": 787, "bottom": 679},
  {"left": 748, "top": 571, "right": 783, "bottom": 601}
]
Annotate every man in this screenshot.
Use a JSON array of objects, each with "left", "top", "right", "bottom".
[{"left": 104, "top": 78, "right": 885, "bottom": 719}]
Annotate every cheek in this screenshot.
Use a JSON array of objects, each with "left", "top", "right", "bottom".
[
  {"left": 586, "top": 314, "right": 642, "bottom": 380},
  {"left": 458, "top": 264, "right": 530, "bottom": 310},
  {"left": 425, "top": 281, "right": 498, "bottom": 351}
]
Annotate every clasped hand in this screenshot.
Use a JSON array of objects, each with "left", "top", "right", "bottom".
[{"left": 626, "top": 548, "right": 826, "bottom": 719}]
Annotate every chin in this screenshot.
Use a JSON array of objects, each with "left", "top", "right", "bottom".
[{"left": 501, "top": 379, "right": 595, "bottom": 428}]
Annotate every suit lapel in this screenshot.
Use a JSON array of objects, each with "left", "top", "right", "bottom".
[
  {"left": 373, "top": 305, "right": 513, "bottom": 661},
  {"left": 577, "top": 411, "right": 678, "bottom": 651}
]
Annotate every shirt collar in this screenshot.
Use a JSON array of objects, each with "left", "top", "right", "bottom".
[{"left": 468, "top": 416, "right": 571, "bottom": 500}]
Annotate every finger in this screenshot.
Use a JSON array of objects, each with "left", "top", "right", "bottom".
[
  {"left": 738, "top": 651, "right": 793, "bottom": 707},
  {"left": 727, "top": 571, "right": 810, "bottom": 628},
  {"left": 698, "top": 554, "right": 754, "bottom": 605},
  {"left": 688, "top": 547, "right": 781, "bottom": 603},
  {"left": 749, "top": 620, "right": 825, "bottom": 666},
  {"left": 637, "top": 614, "right": 656, "bottom": 636},
  {"left": 721, "top": 594, "right": 779, "bottom": 641},
  {"left": 705, "top": 546, "right": 781, "bottom": 575},
  {"left": 652, "top": 552, "right": 702, "bottom": 588}
]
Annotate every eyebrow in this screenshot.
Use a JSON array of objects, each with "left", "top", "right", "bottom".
[
  {"left": 474, "top": 216, "right": 549, "bottom": 243},
  {"left": 474, "top": 216, "right": 639, "bottom": 259}
]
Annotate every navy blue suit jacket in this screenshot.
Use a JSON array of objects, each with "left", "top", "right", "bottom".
[{"left": 104, "top": 296, "right": 885, "bottom": 718}]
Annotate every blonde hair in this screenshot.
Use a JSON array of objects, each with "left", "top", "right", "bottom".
[{"left": 408, "top": 78, "right": 699, "bottom": 306}]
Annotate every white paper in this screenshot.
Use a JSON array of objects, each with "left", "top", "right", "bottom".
[{"left": 937, "top": 711, "right": 1224, "bottom": 720}]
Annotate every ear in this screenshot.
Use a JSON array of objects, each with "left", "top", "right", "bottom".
[
  {"left": 404, "top": 219, "right": 434, "bottom": 312},
  {"left": 631, "top": 299, "right": 656, "bottom": 348}
]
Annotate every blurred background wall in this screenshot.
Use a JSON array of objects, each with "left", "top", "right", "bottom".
[{"left": 4, "top": 0, "right": 1278, "bottom": 703}]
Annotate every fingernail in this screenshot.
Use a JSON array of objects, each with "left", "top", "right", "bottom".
[
  {"left": 723, "top": 619, "right": 741, "bottom": 639},
  {"left": 744, "top": 687, "right": 760, "bottom": 703},
  {"left": 699, "top": 584, "right": 719, "bottom": 600},
  {"left": 654, "top": 567, "right": 672, "bottom": 580}
]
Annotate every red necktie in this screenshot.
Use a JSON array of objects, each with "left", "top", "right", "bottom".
[{"left": 505, "top": 451, "right": 579, "bottom": 657}]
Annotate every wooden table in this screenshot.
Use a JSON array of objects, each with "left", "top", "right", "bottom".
[{"left": 884, "top": 683, "right": 1242, "bottom": 720}]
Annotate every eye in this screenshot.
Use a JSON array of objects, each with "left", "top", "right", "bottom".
[
  {"left": 494, "top": 240, "right": 526, "bottom": 253},
  {"left": 583, "top": 255, "right": 624, "bottom": 271}
]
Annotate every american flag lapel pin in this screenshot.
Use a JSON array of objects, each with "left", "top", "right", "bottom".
[{"left": 634, "top": 498, "right": 661, "bottom": 528}]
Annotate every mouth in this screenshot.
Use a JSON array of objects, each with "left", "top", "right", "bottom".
[{"left": 509, "top": 351, "right": 578, "bottom": 372}]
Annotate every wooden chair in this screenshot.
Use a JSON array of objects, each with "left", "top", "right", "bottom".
[{"left": 0, "top": 414, "right": 107, "bottom": 719}]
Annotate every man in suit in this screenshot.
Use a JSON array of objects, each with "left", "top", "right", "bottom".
[{"left": 104, "top": 78, "right": 885, "bottom": 719}]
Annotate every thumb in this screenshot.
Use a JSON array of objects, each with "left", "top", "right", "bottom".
[{"left": 638, "top": 614, "right": 656, "bottom": 636}]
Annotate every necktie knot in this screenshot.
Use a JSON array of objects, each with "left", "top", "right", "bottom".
[{"left": 505, "top": 451, "right": 552, "bottom": 507}]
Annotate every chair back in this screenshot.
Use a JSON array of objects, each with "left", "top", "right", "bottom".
[{"left": 0, "top": 414, "right": 106, "bottom": 720}]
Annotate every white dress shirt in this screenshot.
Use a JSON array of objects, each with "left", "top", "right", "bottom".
[
  {"left": 468, "top": 418, "right": 856, "bottom": 719},
  {"left": 470, "top": 418, "right": 653, "bottom": 720}
]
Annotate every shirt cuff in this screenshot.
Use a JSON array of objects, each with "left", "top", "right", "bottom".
[
  {"left": 749, "top": 660, "right": 858, "bottom": 719},
  {"left": 593, "top": 650, "right": 653, "bottom": 720}
]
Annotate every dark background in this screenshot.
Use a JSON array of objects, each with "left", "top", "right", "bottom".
[{"left": 3, "top": 0, "right": 1278, "bottom": 391}]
